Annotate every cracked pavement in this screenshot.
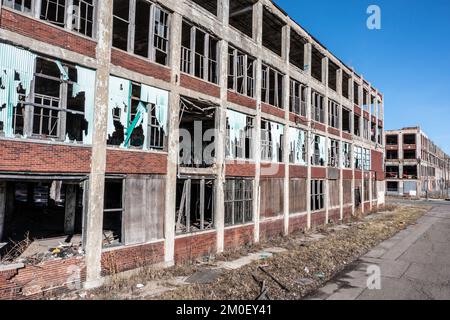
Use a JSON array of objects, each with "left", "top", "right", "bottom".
[{"left": 308, "top": 202, "right": 450, "bottom": 300}]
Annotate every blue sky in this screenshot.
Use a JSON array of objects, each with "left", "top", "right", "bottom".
[{"left": 274, "top": 0, "right": 450, "bottom": 153}]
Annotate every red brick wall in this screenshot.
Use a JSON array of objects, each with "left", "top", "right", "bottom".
[
  {"left": 289, "top": 165, "right": 307, "bottom": 178},
  {"left": 259, "top": 219, "right": 284, "bottom": 241},
  {"left": 227, "top": 91, "right": 257, "bottom": 109},
  {"left": 371, "top": 150, "right": 384, "bottom": 180},
  {"left": 311, "top": 167, "right": 327, "bottom": 179},
  {"left": 312, "top": 122, "right": 326, "bottom": 133},
  {"left": 364, "top": 202, "right": 371, "bottom": 212},
  {"left": 175, "top": 232, "right": 217, "bottom": 264},
  {"left": 225, "top": 161, "right": 256, "bottom": 177},
  {"left": 180, "top": 74, "right": 220, "bottom": 98},
  {"left": 328, "top": 209, "right": 341, "bottom": 223},
  {"left": 0, "top": 140, "right": 167, "bottom": 175},
  {"left": 289, "top": 113, "right": 308, "bottom": 125},
  {"left": 101, "top": 241, "right": 164, "bottom": 276},
  {"left": 343, "top": 169, "right": 353, "bottom": 180},
  {"left": 342, "top": 132, "right": 352, "bottom": 141},
  {"left": 343, "top": 206, "right": 353, "bottom": 221},
  {"left": 260, "top": 163, "right": 285, "bottom": 178},
  {"left": 355, "top": 170, "right": 362, "bottom": 180},
  {"left": 363, "top": 111, "right": 370, "bottom": 120},
  {"left": 111, "top": 49, "right": 171, "bottom": 83},
  {"left": 224, "top": 225, "right": 254, "bottom": 251},
  {"left": 354, "top": 106, "right": 362, "bottom": 116},
  {"left": 0, "top": 9, "right": 96, "bottom": 57},
  {"left": 311, "top": 211, "right": 326, "bottom": 228},
  {"left": 289, "top": 214, "right": 307, "bottom": 234},
  {"left": 261, "top": 103, "right": 285, "bottom": 119},
  {"left": 328, "top": 127, "right": 340, "bottom": 137}
]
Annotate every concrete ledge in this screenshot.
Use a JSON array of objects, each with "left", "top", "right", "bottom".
[{"left": 0, "top": 263, "right": 25, "bottom": 272}]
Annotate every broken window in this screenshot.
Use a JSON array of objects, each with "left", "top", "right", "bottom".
[
  {"left": 354, "top": 114, "right": 361, "bottom": 136},
  {"left": 404, "top": 149, "right": 416, "bottom": 160},
  {"left": 0, "top": 179, "right": 85, "bottom": 263},
  {"left": 311, "top": 47, "right": 323, "bottom": 83},
  {"left": 403, "top": 165, "right": 418, "bottom": 179},
  {"left": 289, "top": 79, "right": 306, "bottom": 116},
  {"left": 261, "top": 64, "right": 284, "bottom": 108},
  {"left": 288, "top": 127, "right": 306, "bottom": 165},
  {"left": 181, "top": 21, "right": 218, "bottom": 84},
  {"left": 386, "top": 135, "right": 398, "bottom": 145},
  {"left": 328, "top": 60, "right": 338, "bottom": 91},
  {"left": 363, "top": 118, "right": 369, "bottom": 140},
  {"left": 311, "top": 90, "right": 325, "bottom": 123},
  {"left": 70, "top": 0, "right": 95, "bottom": 37},
  {"left": 229, "top": 0, "right": 256, "bottom": 38},
  {"left": 261, "top": 119, "right": 284, "bottom": 163},
  {"left": 354, "top": 146, "right": 363, "bottom": 170},
  {"left": 40, "top": 0, "right": 67, "bottom": 28},
  {"left": 387, "top": 181, "right": 399, "bottom": 192},
  {"left": 179, "top": 97, "right": 217, "bottom": 168},
  {"left": 224, "top": 179, "right": 253, "bottom": 226},
  {"left": 363, "top": 179, "right": 370, "bottom": 202},
  {"left": 311, "top": 180, "right": 325, "bottom": 212},
  {"left": 0, "top": 46, "right": 95, "bottom": 143},
  {"left": 387, "top": 150, "right": 398, "bottom": 160},
  {"left": 262, "top": 8, "right": 285, "bottom": 56},
  {"left": 362, "top": 88, "right": 369, "bottom": 111},
  {"left": 342, "top": 107, "right": 351, "bottom": 133},
  {"left": 3, "top": 0, "right": 33, "bottom": 13},
  {"left": 228, "top": 47, "right": 255, "bottom": 98},
  {"left": 370, "top": 95, "right": 376, "bottom": 115},
  {"left": 226, "top": 109, "right": 254, "bottom": 160},
  {"left": 342, "top": 72, "right": 350, "bottom": 99},
  {"left": 107, "top": 76, "right": 168, "bottom": 150},
  {"left": 176, "top": 178, "right": 215, "bottom": 234},
  {"left": 103, "top": 178, "right": 123, "bottom": 247},
  {"left": 311, "top": 134, "right": 326, "bottom": 166},
  {"left": 353, "top": 82, "right": 360, "bottom": 105},
  {"left": 328, "top": 139, "right": 339, "bottom": 168},
  {"left": 191, "top": 0, "right": 217, "bottom": 15},
  {"left": 403, "top": 134, "right": 416, "bottom": 145},
  {"left": 342, "top": 142, "right": 351, "bottom": 168},
  {"left": 370, "top": 122, "right": 376, "bottom": 142},
  {"left": 386, "top": 165, "right": 399, "bottom": 178},
  {"left": 290, "top": 30, "right": 306, "bottom": 70},
  {"left": 328, "top": 100, "right": 339, "bottom": 129},
  {"left": 377, "top": 126, "right": 383, "bottom": 145},
  {"left": 112, "top": 0, "right": 170, "bottom": 65}
]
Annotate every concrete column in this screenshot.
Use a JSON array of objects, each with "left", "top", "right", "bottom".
[
  {"left": 322, "top": 56, "right": 329, "bottom": 86},
  {"left": 336, "top": 69, "right": 343, "bottom": 97},
  {"left": 282, "top": 24, "right": 291, "bottom": 236},
  {"left": 0, "top": 182, "right": 6, "bottom": 241},
  {"left": 215, "top": 38, "right": 229, "bottom": 253},
  {"left": 164, "top": 12, "right": 183, "bottom": 264},
  {"left": 306, "top": 86, "right": 312, "bottom": 229},
  {"left": 304, "top": 43, "right": 312, "bottom": 76},
  {"left": 253, "top": 56, "right": 262, "bottom": 243},
  {"left": 84, "top": 0, "right": 113, "bottom": 290},
  {"left": 64, "top": 184, "right": 77, "bottom": 235},
  {"left": 218, "top": 0, "right": 230, "bottom": 27},
  {"left": 253, "top": 2, "right": 263, "bottom": 45}
]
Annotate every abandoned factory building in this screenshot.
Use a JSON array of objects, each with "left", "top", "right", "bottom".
[
  {"left": 0, "top": 0, "right": 385, "bottom": 297},
  {"left": 385, "top": 127, "right": 450, "bottom": 198}
]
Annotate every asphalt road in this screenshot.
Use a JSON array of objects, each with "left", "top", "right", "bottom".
[{"left": 308, "top": 201, "right": 450, "bottom": 300}]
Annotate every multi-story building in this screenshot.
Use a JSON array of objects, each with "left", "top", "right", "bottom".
[
  {"left": 385, "top": 127, "right": 450, "bottom": 198},
  {"left": 0, "top": 0, "right": 385, "bottom": 298}
]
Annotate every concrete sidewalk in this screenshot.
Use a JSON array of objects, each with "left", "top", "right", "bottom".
[{"left": 307, "top": 205, "right": 450, "bottom": 300}]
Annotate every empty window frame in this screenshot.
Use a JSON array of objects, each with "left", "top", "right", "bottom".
[
  {"left": 181, "top": 21, "right": 219, "bottom": 84},
  {"left": 311, "top": 90, "right": 325, "bottom": 123},
  {"left": 362, "top": 88, "right": 369, "bottom": 111},
  {"left": 342, "top": 142, "right": 352, "bottom": 168},
  {"left": 40, "top": 0, "right": 67, "bottom": 28},
  {"left": 288, "top": 127, "right": 306, "bottom": 165},
  {"left": 386, "top": 135, "right": 398, "bottom": 145},
  {"left": 176, "top": 178, "right": 215, "bottom": 234},
  {"left": 290, "top": 30, "right": 306, "bottom": 70},
  {"left": 103, "top": 178, "right": 124, "bottom": 247},
  {"left": 377, "top": 126, "right": 383, "bottom": 145},
  {"left": 224, "top": 179, "right": 253, "bottom": 226},
  {"left": 229, "top": 0, "right": 256, "bottom": 38},
  {"left": 353, "top": 82, "right": 360, "bottom": 105},
  {"left": 226, "top": 109, "right": 254, "bottom": 160},
  {"left": 354, "top": 114, "right": 361, "bottom": 136},
  {"left": 371, "top": 122, "right": 376, "bottom": 142},
  {"left": 261, "top": 119, "right": 284, "bottom": 162},
  {"left": 311, "top": 47, "right": 323, "bottom": 82},
  {"left": 228, "top": 47, "right": 255, "bottom": 97},
  {"left": 403, "top": 165, "right": 418, "bottom": 179},
  {"left": 191, "top": 0, "right": 217, "bottom": 15},
  {"left": 262, "top": 8, "right": 284, "bottom": 56},
  {"left": 404, "top": 149, "right": 416, "bottom": 160},
  {"left": 386, "top": 150, "right": 398, "bottom": 160},
  {"left": 328, "top": 100, "right": 339, "bottom": 129},
  {"left": 328, "top": 139, "right": 339, "bottom": 168},
  {"left": 342, "top": 107, "right": 351, "bottom": 133},
  {"left": 363, "top": 179, "right": 370, "bottom": 202},
  {"left": 363, "top": 148, "right": 371, "bottom": 171},
  {"left": 311, "top": 134, "right": 326, "bottom": 166},
  {"left": 311, "top": 180, "right": 325, "bottom": 212},
  {"left": 328, "top": 60, "right": 338, "bottom": 91},
  {"left": 342, "top": 72, "right": 350, "bottom": 99},
  {"left": 261, "top": 64, "right": 284, "bottom": 108},
  {"left": 387, "top": 181, "right": 399, "bottom": 192},
  {"left": 363, "top": 118, "right": 369, "bottom": 140},
  {"left": 386, "top": 165, "right": 399, "bottom": 178},
  {"left": 113, "top": 0, "right": 170, "bottom": 65},
  {"left": 289, "top": 79, "right": 306, "bottom": 116},
  {"left": 370, "top": 95, "right": 376, "bottom": 115},
  {"left": 403, "top": 134, "right": 416, "bottom": 145},
  {"left": 3, "top": 0, "right": 33, "bottom": 13},
  {"left": 354, "top": 146, "right": 363, "bottom": 170}
]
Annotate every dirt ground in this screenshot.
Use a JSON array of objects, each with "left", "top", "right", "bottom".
[{"left": 59, "top": 205, "right": 430, "bottom": 300}]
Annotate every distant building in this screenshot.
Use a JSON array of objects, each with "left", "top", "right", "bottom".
[{"left": 385, "top": 127, "right": 450, "bottom": 198}]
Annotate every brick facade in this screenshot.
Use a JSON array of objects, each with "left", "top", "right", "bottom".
[
  {"left": 224, "top": 225, "right": 254, "bottom": 250},
  {"left": 174, "top": 232, "right": 217, "bottom": 264}
]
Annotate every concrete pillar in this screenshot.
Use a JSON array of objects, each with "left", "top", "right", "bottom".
[
  {"left": 306, "top": 86, "right": 312, "bottom": 229},
  {"left": 253, "top": 58, "right": 262, "bottom": 243},
  {"left": 64, "top": 184, "right": 77, "bottom": 235},
  {"left": 253, "top": 2, "right": 263, "bottom": 45},
  {"left": 336, "top": 69, "right": 343, "bottom": 97},
  {"left": 84, "top": 0, "right": 113, "bottom": 290},
  {"left": 164, "top": 12, "right": 183, "bottom": 264},
  {"left": 0, "top": 182, "right": 6, "bottom": 241},
  {"left": 304, "top": 43, "right": 312, "bottom": 76},
  {"left": 322, "top": 56, "right": 329, "bottom": 86}
]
